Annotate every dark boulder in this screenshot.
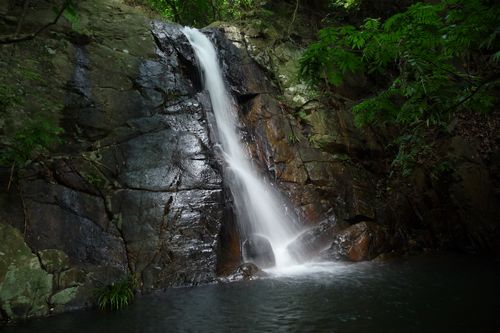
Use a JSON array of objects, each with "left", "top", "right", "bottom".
[
  {"left": 221, "top": 263, "right": 267, "bottom": 282},
  {"left": 287, "top": 218, "right": 348, "bottom": 262},
  {"left": 321, "top": 222, "right": 387, "bottom": 262},
  {"left": 242, "top": 235, "right": 276, "bottom": 268}
]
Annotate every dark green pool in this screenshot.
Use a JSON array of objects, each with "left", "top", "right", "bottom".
[{"left": 4, "top": 253, "right": 500, "bottom": 332}]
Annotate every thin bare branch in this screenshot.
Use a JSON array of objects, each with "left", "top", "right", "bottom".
[{"left": 0, "top": 0, "right": 70, "bottom": 45}]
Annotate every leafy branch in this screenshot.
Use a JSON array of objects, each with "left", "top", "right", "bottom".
[
  {"left": 300, "top": 0, "right": 500, "bottom": 128},
  {"left": 299, "top": 0, "right": 499, "bottom": 176}
]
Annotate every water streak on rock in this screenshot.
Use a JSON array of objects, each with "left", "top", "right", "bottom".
[{"left": 182, "top": 27, "right": 302, "bottom": 267}]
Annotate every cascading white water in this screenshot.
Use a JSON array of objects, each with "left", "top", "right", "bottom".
[{"left": 182, "top": 27, "right": 301, "bottom": 268}]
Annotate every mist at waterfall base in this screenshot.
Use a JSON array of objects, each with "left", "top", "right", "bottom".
[
  {"left": 182, "top": 27, "right": 303, "bottom": 269},
  {"left": 5, "top": 254, "right": 500, "bottom": 333}
]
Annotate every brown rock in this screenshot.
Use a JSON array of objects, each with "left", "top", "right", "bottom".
[
  {"left": 221, "top": 263, "right": 268, "bottom": 282},
  {"left": 287, "top": 218, "right": 348, "bottom": 262},
  {"left": 321, "top": 222, "right": 387, "bottom": 262}
]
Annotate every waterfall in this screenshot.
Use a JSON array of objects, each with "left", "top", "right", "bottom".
[{"left": 182, "top": 27, "right": 302, "bottom": 268}]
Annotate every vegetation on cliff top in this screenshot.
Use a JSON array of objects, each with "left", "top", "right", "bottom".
[
  {"left": 127, "top": 0, "right": 255, "bottom": 26},
  {"left": 300, "top": 0, "right": 499, "bottom": 175},
  {"left": 1, "top": 0, "right": 498, "bottom": 179},
  {"left": 300, "top": 0, "right": 499, "bottom": 127},
  {"left": 0, "top": 0, "right": 72, "bottom": 170},
  {"left": 132, "top": 0, "right": 499, "bottom": 177}
]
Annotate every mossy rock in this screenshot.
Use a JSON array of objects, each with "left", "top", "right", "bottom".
[
  {"left": 0, "top": 263, "right": 53, "bottom": 320},
  {"left": 0, "top": 223, "right": 54, "bottom": 320},
  {"left": 51, "top": 286, "right": 79, "bottom": 305},
  {"left": 58, "top": 268, "right": 88, "bottom": 289},
  {"left": 0, "top": 223, "right": 37, "bottom": 281},
  {"left": 38, "top": 249, "right": 70, "bottom": 274}
]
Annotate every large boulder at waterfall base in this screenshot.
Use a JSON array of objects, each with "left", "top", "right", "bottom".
[
  {"left": 287, "top": 218, "right": 348, "bottom": 262},
  {"left": 242, "top": 235, "right": 276, "bottom": 268},
  {"left": 321, "top": 222, "right": 387, "bottom": 262},
  {"left": 221, "top": 263, "right": 268, "bottom": 282}
]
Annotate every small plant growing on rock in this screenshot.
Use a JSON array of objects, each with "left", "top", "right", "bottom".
[
  {"left": 0, "top": 113, "right": 63, "bottom": 167},
  {"left": 0, "top": 84, "right": 22, "bottom": 109},
  {"left": 84, "top": 169, "right": 107, "bottom": 189},
  {"left": 96, "top": 276, "right": 136, "bottom": 311},
  {"left": 287, "top": 133, "right": 300, "bottom": 143}
]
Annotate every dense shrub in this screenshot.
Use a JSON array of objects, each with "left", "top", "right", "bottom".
[{"left": 300, "top": 0, "right": 500, "bottom": 127}]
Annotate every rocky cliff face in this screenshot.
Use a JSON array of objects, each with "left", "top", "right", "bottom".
[
  {"left": 204, "top": 20, "right": 390, "bottom": 263},
  {"left": 218, "top": 2, "right": 499, "bottom": 258},
  {"left": 0, "top": 0, "right": 230, "bottom": 322},
  {"left": 207, "top": 21, "right": 381, "bottom": 225},
  {"left": 0, "top": 0, "right": 384, "bottom": 320},
  {"left": 0, "top": 0, "right": 498, "bottom": 324}
]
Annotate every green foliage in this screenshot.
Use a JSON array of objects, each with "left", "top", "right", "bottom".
[
  {"left": 295, "top": 110, "right": 309, "bottom": 123},
  {"left": 138, "top": 0, "right": 254, "bottom": 26},
  {"left": 0, "top": 114, "right": 63, "bottom": 167},
  {"left": 430, "top": 159, "right": 454, "bottom": 182},
  {"left": 62, "top": 1, "right": 80, "bottom": 30},
  {"left": 300, "top": 0, "right": 500, "bottom": 128},
  {"left": 1, "top": 59, "right": 65, "bottom": 169},
  {"left": 0, "top": 84, "right": 22, "bottom": 111},
  {"left": 300, "top": 25, "right": 365, "bottom": 86},
  {"left": 330, "top": 0, "right": 360, "bottom": 10},
  {"left": 84, "top": 168, "right": 107, "bottom": 189},
  {"left": 96, "top": 276, "right": 136, "bottom": 311},
  {"left": 390, "top": 133, "right": 431, "bottom": 177},
  {"left": 287, "top": 133, "right": 300, "bottom": 143},
  {"left": 19, "top": 67, "right": 42, "bottom": 82},
  {"left": 307, "top": 134, "right": 323, "bottom": 148}
]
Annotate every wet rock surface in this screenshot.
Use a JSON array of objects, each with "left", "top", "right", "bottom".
[
  {"left": 287, "top": 218, "right": 348, "bottom": 262},
  {"left": 209, "top": 23, "right": 381, "bottom": 226},
  {"left": 0, "top": 1, "right": 230, "bottom": 322},
  {"left": 213, "top": 14, "right": 499, "bottom": 259},
  {"left": 242, "top": 235, "right": 276, "bottom": 269},
  {"left": 321, "top": 222, "right": 388, "bottom": 262},
  {"left": 220, "top": 263, "right": 267, "bottom": 282},
  {"left": 21, "top": 179, "right": 127, "bottom": 270}
]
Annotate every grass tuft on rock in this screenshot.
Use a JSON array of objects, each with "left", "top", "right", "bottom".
[{"left": 95, "top": 276, "right": 136, "bottom": 311}]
